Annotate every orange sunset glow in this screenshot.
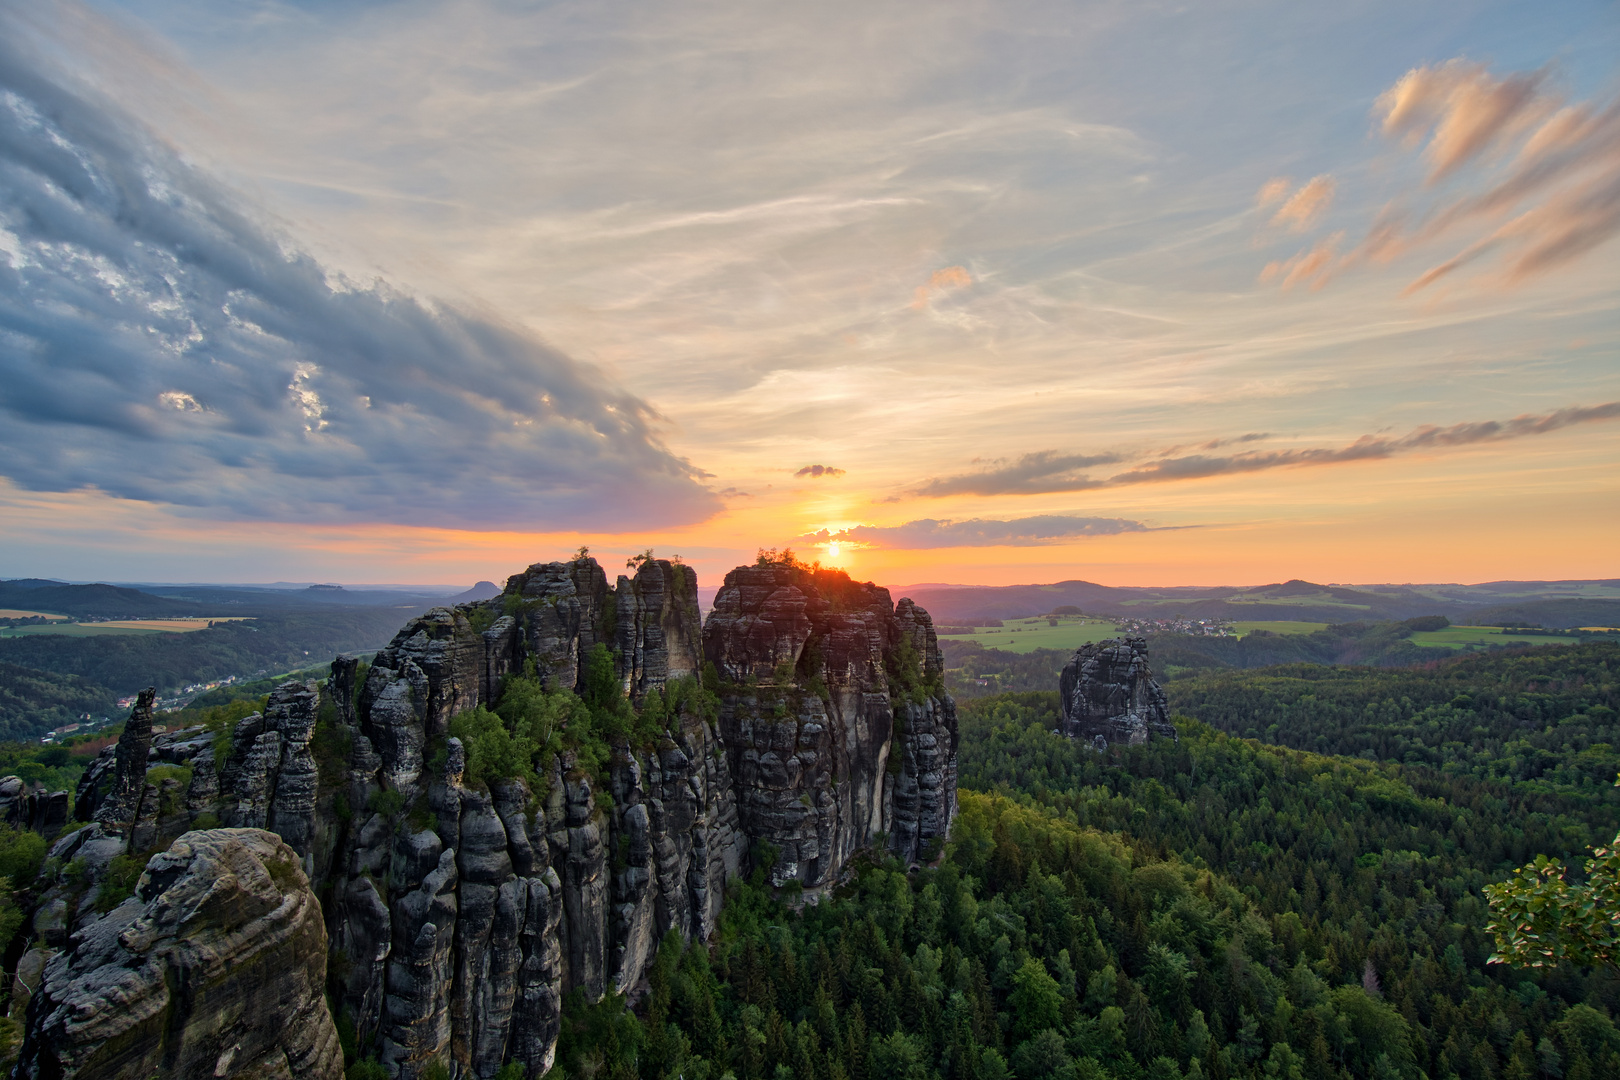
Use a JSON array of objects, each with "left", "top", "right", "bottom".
[{"left": 0, "top": 2, "right": 1615, "bottom": 593}]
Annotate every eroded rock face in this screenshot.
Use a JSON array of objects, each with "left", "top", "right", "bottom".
[
  {"left": 316, "top": 557, "right": 746, "bottom": 1078},
  {"left": 12, "top": 556, "right": 955, "bottom": 1079},
  {"left": 89, "top": 686, "right": 155, "bottom": 835},
  {"left": 615, "top": 559, "right": 703, "bottom": 701},
  {"left": 1058, "top": 637, "right": 1176, "bottom": 749},
  {"left": 0, "top": 778, "right": 69, "bottom": 840},
  {"left": 221, "top": 680, "right": 322, "bottom": 862},
  {"left": 704, "top": 565, "right": 958, "bottom": 890},
  {"left": 17, "top": 828, "right": 342, "bottom": 1080}
]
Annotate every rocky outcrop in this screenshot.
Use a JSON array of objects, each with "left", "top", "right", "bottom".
[
  {"left": 704, "top": 563, "right": 958, "bottom": 890},
  {"left": 0, "top": 778, "right": 70, "bottom": 840},
  {"left": 16, "top": 828, "right": 342, "bottom": 1080},
  {"left": 89, "top": 686, "right": 155, "bottom": 836},
  {"left": 317, "top": 556, "right": 744, "bottom": 1078},
  {"left": 615, "top": 559, "right": 703, "bottom": 701},
  {"left": 9, "top": 555, "right": 955, "bottom": 1079},
  {"left": 220, "top": 679, "right": 322, "bottom": 863},
  {"left": 1058, "top": 637, "right": 1176, "bottom": 749}
]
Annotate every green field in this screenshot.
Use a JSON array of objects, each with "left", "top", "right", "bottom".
[
  {"left": 1232, "top": 620, "right": 1329, "bottom": 635},
  {"left": 1408, "top": 624, "right": 1577, "bottom": 650},
  {"left": 0, "top": 623, "right": 164, "bottom": 638},
  {"left": 938, "top": 616, "right": 1121, "bottom": 654}
]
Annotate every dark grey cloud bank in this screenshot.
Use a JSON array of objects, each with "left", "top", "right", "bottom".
[
  {"left": 800, "top": 516, "right": 1150, "bottom": 550},
  {"left": 915, "top": 405, "right": 1620, "bottom": 496},
  {"left": 0, "top": 23, "right": 718, "bottom": 530}
]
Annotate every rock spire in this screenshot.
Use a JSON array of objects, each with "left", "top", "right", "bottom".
[{"left": 1058, "top": 637, "right": 1177, "bottom": 749}]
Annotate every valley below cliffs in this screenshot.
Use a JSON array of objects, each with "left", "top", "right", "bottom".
[{"left": 4, "top": 556, "right": 957, "bottom": 1080}]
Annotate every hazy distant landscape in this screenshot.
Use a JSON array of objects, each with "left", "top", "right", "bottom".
[{"left": 0, "top": 577, "right": 502, "bottom": 740}]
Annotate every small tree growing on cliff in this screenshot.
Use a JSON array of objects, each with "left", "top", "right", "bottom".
[
  {"left": 755, "top": 547, "right": 808, "bottom": 569},
  {"left": 627, "top": 548, "right": 655, "bottom": 571}
]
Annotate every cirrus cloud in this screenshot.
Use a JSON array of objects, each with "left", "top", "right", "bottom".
[
  {"left": 1262, "top": 60, "right": 1620, "bottom": 292},
  {"left": 798, "top": 515, "right": 1152, "bottom": 550},
  {"left": 0, "top": 17, "right": 718, "bottom": 531},
  {"left": 913, "top": 403, "right": 1620, "bottom": 496},
  {"left": 1268, "top": 175, "right": 1336, "bottom": 232}
]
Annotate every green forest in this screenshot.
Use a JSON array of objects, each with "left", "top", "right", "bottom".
[{"left": 536, "top": 641, "right": 1620, "bottom": 1080}]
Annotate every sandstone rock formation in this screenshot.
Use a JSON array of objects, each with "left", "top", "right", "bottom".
[
  {"left": 705, "top": 563, "right": 958, "bottom": 888},
  {"left": 0, "top": 777, "right": 69, "bottom": 840},
  {"left": 5, "top": 555, "right": 956, "bottom": 1079},
  {"left": 17, "top": 828, "right": 342, "bottom": 1080},
  {"left": 1058, "top": 637, "right": 1176, "bottom": 749}
]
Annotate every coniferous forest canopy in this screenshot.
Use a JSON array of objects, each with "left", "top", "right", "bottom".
[{"left": 526, "top": 641, "right": 1620, "bottom": 1080}]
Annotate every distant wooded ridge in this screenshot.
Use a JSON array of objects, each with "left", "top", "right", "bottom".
[{"left": 891, "top": 577, "right": 1620, "bottom": 629}]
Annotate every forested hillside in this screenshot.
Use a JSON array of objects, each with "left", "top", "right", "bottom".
[
  {"left": 0, "top": 610, "right": 404, "bottom": 695},
  {"left": 1167, "top": 643, "right": 1619, "bottom": 785},
  {"left": 0, "top": 610, "right": 408, "bottom": 739},
  {"left": 0, "top": 662, "right": 118, "bottom": 740},
  {"left": 534, "top": 643, "right": 1620, "bottom": 1080}
]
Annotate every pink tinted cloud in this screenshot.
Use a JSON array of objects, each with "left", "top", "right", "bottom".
[
  {"left": 910, "top": 265, "right": 973, "bottom": 309},
  {"left": 1379, "top": 61, "right": 1554, "bottom": 181},
  {"left": 1256, "top": 177, "right": 1293, "bottom": 206},
  {"left": 1262, "top": 61, "right": 1620, "bottom": 293},
  {"left": 1270, "top": 175, "right": 1336, "bottom": 231}
]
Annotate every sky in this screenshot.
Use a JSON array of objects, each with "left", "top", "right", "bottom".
[{"left": 0, "top": 0, "right": 1616, "bottom": 591}]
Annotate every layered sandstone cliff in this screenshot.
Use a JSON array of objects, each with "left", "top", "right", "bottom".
[
  {"left": 705, "top": 564, "right": 957, "bottom": 890},
  {"left": 9, "top": 556, "right": 955, "bottom": 1079}
]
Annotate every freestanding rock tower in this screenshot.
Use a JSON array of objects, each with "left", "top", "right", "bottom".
[
  {"left": 703, "top": 560, "right": 958, "bottom": 891},
  {"left": 1058, "top": 637, "right": 1176, "bottom": 749}
]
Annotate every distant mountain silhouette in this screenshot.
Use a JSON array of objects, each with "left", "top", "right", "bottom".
[{"left": 448, "top": 581, "right": 501, "bottom": 604}]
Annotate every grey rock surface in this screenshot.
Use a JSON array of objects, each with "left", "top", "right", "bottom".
[
  {"left": 1058, "top": 637, "right": 1176, "bottom": 749},
  {"left": 704, "top": 564, "right": 958, "bottom": 891},
  {"left": 16, "top": 828, "right": 342, "bottom": 1080},
  {"left": 89, "top": 686, "right": 155, "bottom": 837},
  {"left": 10, "top": 555, "right": 956, "bottom": 1078}
]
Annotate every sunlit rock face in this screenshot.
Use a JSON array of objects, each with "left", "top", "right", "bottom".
[
  {"left": 1058, "top": 637, "right": 1176, "bottom": 749},
  {"left": 14, "top": 556, "right": 955, "bottom": 1079},
  {"left": 704, "top": 564, "right": 958, "bottom": 892}
]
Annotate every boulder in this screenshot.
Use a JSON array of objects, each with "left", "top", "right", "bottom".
[{"left": 17, "top": 828, "right": 342, "bottom": 1080}]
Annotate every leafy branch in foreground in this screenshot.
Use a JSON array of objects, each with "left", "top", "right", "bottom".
[{"left": 1486, "top": 775, "right": 1620, "bottom": 969}]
